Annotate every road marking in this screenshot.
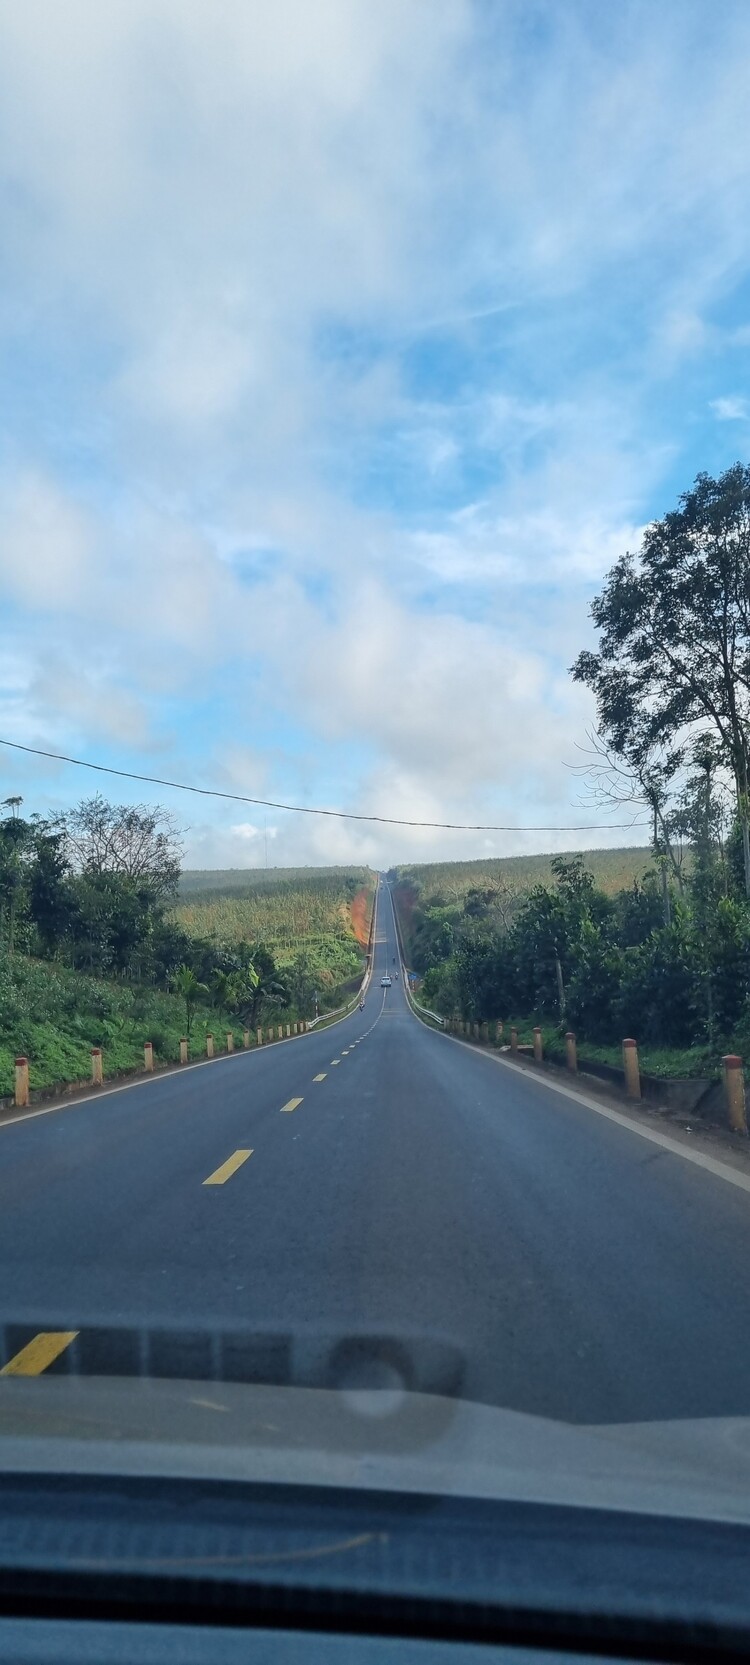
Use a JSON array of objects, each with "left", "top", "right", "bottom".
[
  {"left": 0, "top": 1331, "right": 78, "bottom": 1376},
  {"left": 331, "top": 1059, "right": 340, "bottom": 1065},
  {"left": 203, "top": 1149, "right": 253, "bottom": 1185},
  {"left": 280, "top": 1097, "right": 303, "bottom": 1113},
  {"left": 342, "top": 1050, "right": 349, "bottom": 1055},
  {"left": 313, "top": 1073, "right": 326, "bottom": 1082},
  {"left": 434, "top": 1025, "right": 750, "bottom": 1200}
]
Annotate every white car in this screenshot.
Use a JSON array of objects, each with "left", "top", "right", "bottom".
[{"left": 381, "top": 975, "right": 392, "bottom": 987}]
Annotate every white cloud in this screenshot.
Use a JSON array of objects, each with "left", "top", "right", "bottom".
[
  {"left": 0, "top": 472, "right": 94, "bottom": 609},
  {"left": 2, "top": 1, "right": 750, "bottom": 866},
  {"left": 710, "top": 396, "right": 749, "bottom": 421}
]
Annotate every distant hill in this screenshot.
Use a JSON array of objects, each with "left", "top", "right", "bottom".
[
  {"left": 173, "top": 866, "right": 376, "bottom": 987},
  {"left": 391, "top": 846, "right": 657, "bottom": 903},
  {"left": 179, "top": 864, "right": 375, "bottom": 896}
]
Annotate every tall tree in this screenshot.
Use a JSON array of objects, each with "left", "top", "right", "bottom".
[
  {"left": 55, "top": 796, "right": 182, "bottom": 902},
  {"left": 572, "top": 463, "right": 750, "bottom": 896}
]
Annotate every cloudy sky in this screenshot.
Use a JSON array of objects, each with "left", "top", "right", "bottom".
[{"left": 1, "top": 0, "right": 750, "bottom": 870}]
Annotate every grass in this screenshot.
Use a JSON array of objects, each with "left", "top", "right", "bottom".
[
  {"left": 470, "top": 1018, "right": 719, "bottom": 1080},
  {"left": 0, "top": 956, "right": 325, "bottom": 1101},
  {"left": 0, "top": 956, "right": 254, "bottom": 1099}
]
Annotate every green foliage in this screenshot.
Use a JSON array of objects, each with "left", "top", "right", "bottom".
[
  {"left": 0, "top": 794, "right": 373, "bottom": 1095},
  {"left": 172, "top": 965, "right": 209, "bottom": 1034},
  {"left": 395, "top": 846, "right": 750, "bottom": 1070},
  {"left": 571, "top": 463, "right": 750, "bottom": 895},
  {"left": 173, "top": 870, "right": 374, "bottom": 988},
  {"left": 0, "top": 955, "right": 239, "bottom": 1097}
]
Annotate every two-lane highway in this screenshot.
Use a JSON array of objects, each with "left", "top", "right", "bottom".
[{"left": 4, "top": 875, "right": 750, "bottom": 1423}]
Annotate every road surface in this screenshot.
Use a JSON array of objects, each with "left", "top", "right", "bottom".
[{"left": 3, "top": 876, "right": 750, "bottom": 1424}]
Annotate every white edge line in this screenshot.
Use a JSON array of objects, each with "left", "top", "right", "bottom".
[{"left": 394, "top": 898, "right": 750, "bottom": 1200}]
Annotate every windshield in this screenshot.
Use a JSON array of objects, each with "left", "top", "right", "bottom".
[{"left": 4, "top": 0, "right": 750, "bottom": 1632}]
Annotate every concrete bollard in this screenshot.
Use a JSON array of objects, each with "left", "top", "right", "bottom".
[
  {"left": 144, "top": 1041, "right": 154, "bottom": 1073},
  {"left": 480, "top": 1022, "right": 489, "bottom": 1044},
  {"left": 14, "top": 1056, "right": 29, "bottom": 1108},
  {"left": 257, "top": 1028, "right": 263, "bottom": 1046},
  {"left": 510, "top": 1027, "right": 518, "bottom": 1052},
  {"left": 565, "top": 1031, "right": 578, "bottom": 1072},
  {"left": 473, "top": 1022, "right": 480, "bottom": 1040},
  {"left": 226, "top": 1031, "right": 234, "bottom": 1053},
  {"left": 293, "top": 1022, "right": 298, "bottom": 1035},
  {"left": 206, "top": 1033, "right": 214, "bottom": 1059},
  {"left": 243, "top": 1029, "right": 250, "bottom": 1049},
  {"left": 622, "top": 1038, "right": 641, "bottom": 1100},
  {"left": 495, "top": 1021, "right": 504, "bottom": 1044},
  {"left": 278, "top": 1025, "right": 283, "bottom": 1041},
  {"left": 179, "top": 1037, "right": 189, "bottom": 1064},
  {"left": 723, "top": 1055, "right": 748, "bottom": 1136},
  {"left": 286, "top": 1024, "right": 291, "bottom": 1038},
  {"left": 91, "top": 1047, "right": 103, "bottom": 1086},
  {"left": 533, "top": 1026, "right": 543, "bottom": 1062}
]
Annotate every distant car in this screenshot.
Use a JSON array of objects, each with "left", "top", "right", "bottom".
[{"left": 381, "top": 975, "right": 392, "bottom": 987}]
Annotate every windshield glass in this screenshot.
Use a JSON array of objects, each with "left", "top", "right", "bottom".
[{"left": 3, "top": 0, "right": 750, "bottom": 1581}]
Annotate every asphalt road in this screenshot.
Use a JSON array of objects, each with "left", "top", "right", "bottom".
[{"left": 4, "top": 876, "right": 750, "bottom": 1424}]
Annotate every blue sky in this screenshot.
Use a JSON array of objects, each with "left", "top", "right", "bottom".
[{"left": 1, "top": 0, "right": 750, "bottom": 868}]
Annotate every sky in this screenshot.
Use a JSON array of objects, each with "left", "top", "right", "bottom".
[{"left": 1, "top": 0, "right": 750, "bottom": 871}]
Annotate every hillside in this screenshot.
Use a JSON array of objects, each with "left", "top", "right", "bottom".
[
  {"left": 180, "top": 865, "right": 374, "bottom": 895},
  {"left": 391, "top": 846, "right": 658, "bottom": 904},
  {"left": 173, "top": 867, "right": 376, "bottom": 989}
]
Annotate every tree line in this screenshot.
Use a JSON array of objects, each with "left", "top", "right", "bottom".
[
  {"left": 0, "top": 793, "right": 322, "bottom": 1031},
  {"left": 410, "top": 462, "right": 750, "bottom": 1061}
]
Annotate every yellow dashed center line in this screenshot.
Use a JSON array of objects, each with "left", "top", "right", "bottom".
[
  {"left": 0, "top": 1331, "right": 79, "bottom": 1376},
  {"left": 203, "top": 1149, "right": 253, "bottom": 1185},
  {"left": 280, "top": 1097, "right": 303, "bottom": 1113},
  {"left": 313, "top": 1073, "right": 327, "bottom": 1082}
]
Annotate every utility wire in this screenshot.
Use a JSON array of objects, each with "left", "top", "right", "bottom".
[{"left": 0, "top": 737, "right": 642, "bottom": 833}]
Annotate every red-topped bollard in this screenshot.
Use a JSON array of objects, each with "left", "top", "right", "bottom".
[
  {"left": 179, "top": 1038, "right": 189, "bottom": 1064},
  {"left": 533, "top": 1026, "right": 543, "bottom": 1062},
  {"left": 723, "top": 1055, "right": 748, "bottom": 1136},
  {"left": 565, "top": 1032, "right": 577, "bottom": 1072},
  {"left": 144, "top": 1040, "right": 154, "bottom": 1073},
  {"left": 91, "top": 1047, "right": 103, "bottom": 1086},
  {"left": 206, "top": 1033, "right": 214, "bottom": 1058},
  {"left": 14, "top": 1056, "right": 29, "bottom": 1108},
  {"left": 510, "top": 1027, "right": 518, "bottom": 1053},
  {"left": 622, "top": 1038, "right": 641, "bottom": 1100}
]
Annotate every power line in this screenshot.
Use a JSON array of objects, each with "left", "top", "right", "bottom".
[{"left": 0, "top": 737, "right": 642, "bottom": 834}]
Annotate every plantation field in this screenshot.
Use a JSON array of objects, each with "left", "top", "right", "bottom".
[
  {"left": 391, "top": 846, "right": 658, "bottom": 904},
  {"left": 173, "top": 868, "right": 376, "bottom": 984},
  {"left": 180, "top": 866, "right": 374, "bottom": 895}
]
